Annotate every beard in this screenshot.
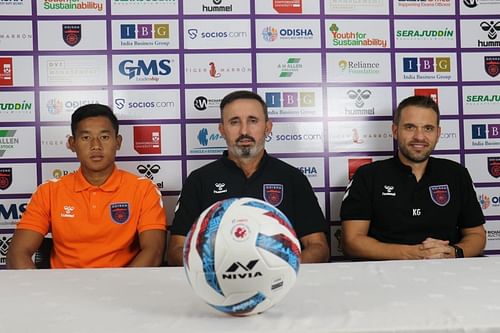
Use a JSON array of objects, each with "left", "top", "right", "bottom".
[
  {"left": 229, "top": 135, "right": 265, "bottom": 159},
  {"left": 398, "top": 141, "right": 435, "bottom": 164}
]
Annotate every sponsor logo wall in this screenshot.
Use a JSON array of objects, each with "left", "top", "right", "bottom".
[{"left": 0, "top": 0, "right": 499, "bottom": 264}]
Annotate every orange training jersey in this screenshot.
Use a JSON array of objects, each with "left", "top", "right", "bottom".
[{"left": 17, "top": 167, "right": 167, "bottom": 268}]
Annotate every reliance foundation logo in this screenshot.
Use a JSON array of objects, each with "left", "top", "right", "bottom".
[
  {"left": 338, "top": 59, "right": 380, "bottom": 75},
  {"left": 329, "top": 23, "right": 387, "bottom": 47}
]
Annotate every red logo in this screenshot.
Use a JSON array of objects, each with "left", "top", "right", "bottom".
[
  {"left": 0, "top": 58, "right": 13, "bottom": 86},
  {"left": 231, "top": 223, "right": 250, "bottom": 242},
  {"left": 273, "top": 0, "right": 302, "bottom": 13},
  {"left": 348, "top": 158, "right": 372, "bottom": 180},
  {"left": 133, "top": 126, "right": 161, "bottom": 154},
  {"left": 414, "top": 88, "right": 439, "bottom": 104}
]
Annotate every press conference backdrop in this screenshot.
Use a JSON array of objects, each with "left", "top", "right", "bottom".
[{"left": 0, "top": 0, "right": 499, "bottom": 266}]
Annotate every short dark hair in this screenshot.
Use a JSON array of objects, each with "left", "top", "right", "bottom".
[
  {"left": 71, "top": 104, "right": 119, "bottom": 136},
  {"left": 394, "top": 95, "right": 440, "bottom": 125},
  {"left": 219, "top": 90, "right": 268, "bottom": 121}
]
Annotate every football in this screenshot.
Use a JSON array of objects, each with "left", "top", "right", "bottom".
[{"left": 183, "top": 197, "right": 301, "bottom": 316}]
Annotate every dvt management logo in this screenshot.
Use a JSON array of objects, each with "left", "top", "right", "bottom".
[{"left": 118, "top": 59, "right": 171, "bottom": 81}]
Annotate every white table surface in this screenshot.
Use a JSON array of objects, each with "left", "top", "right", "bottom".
[{"left": 1, "top": 257, "right": 500, "bottom": 333}]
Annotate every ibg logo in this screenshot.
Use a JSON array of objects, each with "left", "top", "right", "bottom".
[
  {"left": 265, "top": 92, "right": 315, "bottom": 108},
  {"left": 118, "top": 59, "right": 172, "bottom": 80},
  {"left": 403, "top": 57, "right": 451, "bottom": 73},
  {"left": 120, "top": 24, "right": 169, "bottom": 39},
  {"left": 471, "top": 124, "right": 500, "bottom": 139}
]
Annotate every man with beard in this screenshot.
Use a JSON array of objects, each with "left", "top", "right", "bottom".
[
  {"left": 167, "top": 90, "right": 329, "bottom": 265},
  {"left": 340, "top": 95, "right": 485, "bottom": 260}
]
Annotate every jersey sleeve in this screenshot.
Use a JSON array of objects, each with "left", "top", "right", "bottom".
[
  {"left": 16, "top": 183, "right": 51, "bottom": 236},
  {"left": 137, "top": 180, "right": 167, "bottom": 233},
  {"left": 457, "top": 167, "right": 485, "bottom": 229},
  {"left": 340, "top": 166, "right": 373, "bottom": 221},
  {"left": 291, "top": 171, "right": 328, "bottom": 238},
  {"left": 169, "top": 172, "right": 204, "bottom": 236}
]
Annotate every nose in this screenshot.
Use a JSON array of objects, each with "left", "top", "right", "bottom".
[
  {"left": 413, "top": 127, "right": 426, "bottom": 140},
  {"left": 90, "top": 137, "right": 102, "bottom": 150}
]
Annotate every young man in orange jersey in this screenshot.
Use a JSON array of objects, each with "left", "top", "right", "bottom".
[{"left": 7, "top": 104, "right": 167, "bottom": 268}]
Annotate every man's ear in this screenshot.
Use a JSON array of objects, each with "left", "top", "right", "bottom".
[
  {"left": 265, "top": 119, "right": 273, "bottom": 135},
  {"left": 67, "top": 136, "right": 76, "bottom": 152},
  {"left": 116, "top": 134, "right": 122, "bottom": 150},
  {"left": 218, "top": 123, "right": 225, "bottom": 137}
]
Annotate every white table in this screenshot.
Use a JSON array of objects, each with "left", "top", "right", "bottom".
[{"left": 1, "top": 257, "right": 500, "bottom": 333}]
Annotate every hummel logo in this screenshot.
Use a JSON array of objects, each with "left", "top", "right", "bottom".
[
  {"left": 60, "top": 205, "right": 75, "bottom": 218},
  {"left": 213, "top": 182, "right": 227, "bottom": 194},
  {"left": 382, "top": 185, "right": 396, "bottom": 196}
]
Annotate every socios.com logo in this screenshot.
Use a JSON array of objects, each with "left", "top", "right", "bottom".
[
  {"left": 118, "top": 59, "right": 172, "bottom": 79},
  {"left": 187, "top": 29, "right": 198, "bottom": 39}
]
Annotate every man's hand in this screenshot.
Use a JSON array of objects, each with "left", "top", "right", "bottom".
[{"left": 419, "top": 238, "right": 454, "bottom": 259}]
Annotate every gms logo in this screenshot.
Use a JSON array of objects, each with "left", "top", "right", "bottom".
[
  {"left": 187, "top": 28, "right": 248, "bottom": 40},
  {"left": 338, "top": 59, "right": 380, "bottom": 75},
  {"left": 262, "top": 26, "right": 313, "bottom": 42},
  {"left": 265, "top": 91, "right": 315, "bottom": 116},
  {"left": 344, "top": 89, "right": 374, "bottom": 115},
  {"left": 402, "top": 57, "right": 452, "bottom": 80},
  {"left": 279, "top": 58, "right": 302, "bottom": 77},
  {"left": 478, "top": 21, "right": 500, "bottom": 47},
  {"left": 118, "top": 59, "right": 172, "bottom": 81},
  {"left": 471, "top": 124, "right": 500, "bottom": 147},
  {"left": 329, "top": 23, "right": 387, "bottom": 48},
  {"left": 0, "top": 202, "right": 27, "bottom": 224},
  {"left": 120, "top": 24, "right": 170, "bottom": 47}
]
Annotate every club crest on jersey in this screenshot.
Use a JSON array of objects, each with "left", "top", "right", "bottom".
[
  {"left": 0, "top": 167, "right": 12, "bottom": 190},
  {"left": 263, "top": 184, "right": 283, "bottom": 206},
  {"left": 110, "top": 202, "right": 130, "bottom": 224},
  {"left": 429, "top": 185, "right": 450, "bottom": 207}
]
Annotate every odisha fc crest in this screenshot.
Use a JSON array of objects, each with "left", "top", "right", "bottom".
[
  {"left": 428, "top": 185, "right": 450, "bottom": 207},
  {"left": 110, "top": 202, "right": 130, "bottom": 224},
  {"left": 0, "top": 167, "right": 12, "bottom": 190},
  {"left": 62, "top": 24, "right": 81, "bottom": 47},
  {"left": 263, "top": 184, "right": 284, "bottom": 206},
  {"left": 488, "top": 157, "right": 500, "bottom": 178},
  {"left": 484, "top": 56, "right": 500, "bottom": 78}
]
